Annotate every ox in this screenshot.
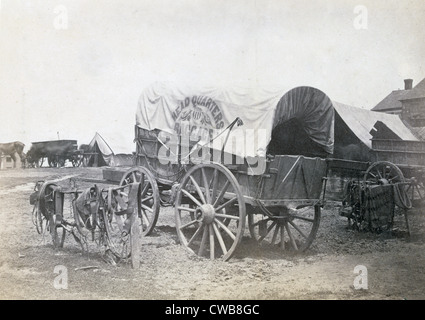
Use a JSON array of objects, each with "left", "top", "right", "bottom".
[
  {"left": 0, "top": 141, "right": 25, "bottom": 168},
  {"left": 333, "top": 143, "right": 371, "bottom": 162}
]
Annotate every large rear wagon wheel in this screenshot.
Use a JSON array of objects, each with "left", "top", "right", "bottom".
[
  {"left": 120, "top": 167, "right": 160, "bottom": 236},
  {"left": 248, "top": 204, "right": 321, "bottom": 252},
  {"left": 175, "top": 163, "right": 246, "bottom": 261},
  {"left": 363, "top": 161, "right": 405, "bottom": 185},
  {"left": 364, "top": 161, "right": 410, "bottom": 234}
]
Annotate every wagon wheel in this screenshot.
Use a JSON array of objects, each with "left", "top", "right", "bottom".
[
  {"left": 248, "top": 204, "right": 321, "bottom": 252},
  {"left": 175, "top": 163, "right": 246, "bottom": 261},
  {"left": 103, "top": 188, "right": 132, "bottom": 260},
  {"left": 406, "top": 177, "right": 425, "bottom": 208},
  {"left": 363, "top": 161, "right": 410, "bottom": 234},
  {"left": 120, "top": 167, "right": 160, "bottom": 236},
  {"left": 363, "top": 161, "right": 405, "bottom": 185},
  {"left": 32, "top": 200, "right": 45, "bottom": 235},
  {"left": 103, "top": 183, "right": 142, "bottom": 263}
]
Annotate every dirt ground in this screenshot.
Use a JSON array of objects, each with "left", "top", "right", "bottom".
[{"left": 1, "top": 167, "right": 425, "bottom": 300}]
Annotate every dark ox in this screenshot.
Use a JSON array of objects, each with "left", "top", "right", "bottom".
[
  {"left": 0, "top": 141, "right": 25, "bottom": 167},
  {"left": 328, "top": 143, "right": 372, "bottom": 200},
  {"left": 333, "top": 143, "right": 371, "bottom": 162}
]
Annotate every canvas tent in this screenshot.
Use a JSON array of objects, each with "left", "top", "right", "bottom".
[
  {"left": 83, "top": 132, "right": 114, "bottom": 167},
  {"left": 332, "top": 102, "right": 418, "bottom": 161},
  {"left": 136, "top": 82, "right": 335, "bottom": 160}
]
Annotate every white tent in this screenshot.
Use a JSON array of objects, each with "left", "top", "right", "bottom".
[{"left": 84, "top": 132, "right": 114, "bottom": 167}]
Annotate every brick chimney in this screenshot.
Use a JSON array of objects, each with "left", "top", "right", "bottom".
[{"left": 404, "top": 79, "right": 413, "bottom": 90}]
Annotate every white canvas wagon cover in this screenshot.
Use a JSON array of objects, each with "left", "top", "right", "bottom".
[{"left": 136, "top": 82, "right": 335, "bottom": 158}]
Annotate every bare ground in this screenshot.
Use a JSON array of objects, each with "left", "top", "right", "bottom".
[{"left": 1, "top": 167, "right": 425, "bottom": 300}]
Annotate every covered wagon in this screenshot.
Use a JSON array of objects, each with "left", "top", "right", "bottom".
[
  {"left": 117, "top": 82, "right": 336, "bottom": 260},
  {"left": 26, "top": 140, "right": 81, "bottom": 167}
]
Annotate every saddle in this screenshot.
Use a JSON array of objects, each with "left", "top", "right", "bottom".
[{"left": 74, "top": 185, "right": 102, "bottom": 230}]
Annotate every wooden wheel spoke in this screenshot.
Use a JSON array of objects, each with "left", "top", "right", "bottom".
[
  {"left": 368, "top": 172, "right": 376, "bottom": 179},
  {"left": 388, "top": 175, "right": 399, "bottom": 182},
  {"left": 182, "top": 189, "right": 203, "bottom": 207},
  {"left": 271, "top": 224, "right": 280, "bottom": 245},
  {"left": 177, "top": 206, "right": 196, "bottom": 213},
  {"left": 284, "top": 222, "right": 298, "bottom": 251},
  {"left": 189, "top": 176, "right": 206, "bottom": 204},
  {"left": 211, "top": 169, "right": 219, "bottom": 203},
  {"left": 251, "top": 218, "right": 272, "bottom": 228},
  {"left": 140, "top": 183, "right": 150, "bottom": 197},
  {"left": 180, "top": 219, "right": 199, "bottom": 230},
  {"left": 209, "top": 225, "right": 215, "bottom": 259},
  {"left": 140, "top": 210, "right": 150, "bottom": 226},
  {"left": 213, "top": 180, "right": 230, "bottom": 207},
  {"left": 215, "top": 213, "right": 240, "bottom": 221},
  {"left": 259, "top": 221, "right": 277, "bottom": 242},
  {"left": 187, "top": 224, "right": 203, "bottom": 246},
  {"left": 131, "top": 172, "right": 137, "bottom": 183},
  {"left": 212, "top": 222, "right": 228, "bottom": 255},
  {"left": 383, "top": 167, "right": 389, "bottom": 179},
  {"left": 198, "top": 226, "right": 208, "bottom": 255},
  {"left": 214, "top": 218, "right": 236, "bottom": 240},
  {"left": 141, "top": 195, "right": 153, "bottom": 203},
  {"left": 215, "top": 197, "right": 237, "bottom": 212},
  {"left": 288, "top": 220, "right": 308, "bottom": 239},
  {"left": 280, "top": 225, "right": 286, "bottom": 250},
  {"left": 201, "top": 168, "right": 211, "bottom": 203},
  {"left": 141, "top": 204, "right": 153, "bottom": 213}
]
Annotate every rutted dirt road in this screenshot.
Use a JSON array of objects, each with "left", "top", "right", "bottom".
[{"left": 1, "top": 167, "right": 425, "bottom": 300}]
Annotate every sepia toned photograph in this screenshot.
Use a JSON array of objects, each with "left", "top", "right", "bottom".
[{"left": 1, "top": 0, "right": 424, "bottom": 305}]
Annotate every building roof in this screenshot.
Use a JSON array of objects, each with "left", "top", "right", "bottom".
[
  {"left": 372, "top": 77, "right": 425, "bottom": 112},
  {"left": 371, "top": 89, "right": 409, "bottom": 112},
  {"left": 333, "top": 102, "right": 418, "bottom": 148},
  {"left": 400, "top": 78, "right": 425, "bottom": 101},
  {"left": 401, "top": 119, "right": 425, "bottom": 141}
]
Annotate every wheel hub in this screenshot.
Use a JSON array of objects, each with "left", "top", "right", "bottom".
[
  {"left": 378, "top": 178, "right": 389, "bottom": 185},
  {"left": 195, "top": 204, "right": 215, "bottom": 225}
]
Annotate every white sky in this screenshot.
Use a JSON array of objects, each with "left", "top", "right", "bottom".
[{"left": 1, "top": 0, "right": 424, "bottom": 154}]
